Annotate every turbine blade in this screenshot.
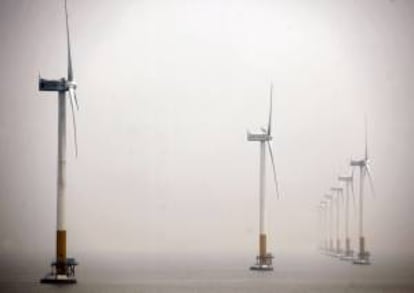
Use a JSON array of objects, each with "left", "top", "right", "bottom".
[
  {"left": 366, "top": 166, "right": 376, "bottom": 198},
  {"left": 68, "top": 89, "right": 78, "bottom": 157},
  {"left": 364, "top": 115, "right": 368, "bottom": 161},
  {"left": 65, "top": 0, "right": 73, "bottom": 81},
  {"left": 266, "top": 140, "right": 280, "bottom": 199},
  {"left": 350, "top": 175, "right": 356, "bottom": 213},
  {"left": 73, "top": 88, "right": 79, "bottom": 110},
  {"left": 267, "top": 82, "right": 273, "bottom": 136}
]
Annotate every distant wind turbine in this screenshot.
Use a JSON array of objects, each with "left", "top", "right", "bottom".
[
  {"left": 331, "top": 187, "right": 344, "bottom": 257},
  {"left": 318, "top": 201, "right": 328, "bottom": 251},
  {"left": 338, "top": 173, "right": 356, "bottom": 260},
  {"left": 350, "top": 119, "right": 375, "bottom": 265},
  {"left": 247, "top": 83, "right": 280, "bottom": 271},
  {"left": 324, "top": 193, "right": 334, "bottom": 254},
  {"left": 39, "top": 0, "right": 79, "bottom": 284}
]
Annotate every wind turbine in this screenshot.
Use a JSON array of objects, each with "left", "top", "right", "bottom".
[
  {"left": 338, "top": 173, "right": 356, "bottom": 260},
  {"left": 350, "top": 120, "right": 375, "bottom": 265},
  {"left": 321, "top": 200, "right": 329, "bottom": 252},
  {"left": 323, "top": 193, "right": 334, "bottom": 255},
  {"left": 330, "top": 187, "right": 344, "bottom": 257},
  {"left": 316, "top": 204, "right": 322, "bottom": 250},
  {"left": 318, "top": 201, "right": 328, "bottom": 251},
  {"left": 247, "top": 83, "right": 280, "bottom": 271},
  {"left": 39, "top": 0, "right": 79, "bottom": 284}
]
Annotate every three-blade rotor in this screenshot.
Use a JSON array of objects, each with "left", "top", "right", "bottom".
[{"left": 351, "top": 119, "right": 376, "bottom": 198}]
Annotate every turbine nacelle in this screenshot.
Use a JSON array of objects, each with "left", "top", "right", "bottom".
[
  {"left": 38, "top": 77, "right": 77, "bottom": 92},
  {"left": 247, "top": 128, "right": 272, "bottom": 142},
  {"left": 330, "top": 187, "right": 343, "bottom": 193},
  {"left": 324, "top": 194, "right": 333, "bottom": 200},
  {"left": 338, "top": 175, "right": 353, "bottom": 182},
  {"left": 39, "top": 77, "right": 67, "bottom": 92},
  {"left": 350, "top": 159, "right": 367, "bottom": 167},
  {"left": 247, "top": 133, "right": 272, "bottom": 142}
]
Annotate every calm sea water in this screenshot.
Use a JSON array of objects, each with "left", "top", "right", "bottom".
[{"left": 1, "top": 253, "right": 413, "bottom": 292}]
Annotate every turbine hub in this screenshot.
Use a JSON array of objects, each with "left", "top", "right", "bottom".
[{"left": 66, "top": 80, "right": 77, "bottom": 90}]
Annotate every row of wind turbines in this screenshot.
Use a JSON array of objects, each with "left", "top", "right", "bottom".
[
  {"left": 38, "top": 0, "right": 281, "bottom": 283},
  {"left": 318, "top": 122, "right": 376, "bottom": 265}
]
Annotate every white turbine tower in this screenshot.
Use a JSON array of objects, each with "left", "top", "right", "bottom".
[
  {"left": 351, "top": 120, "right": 375, "bottom": 265},
  {"left": 318, "top": 200, "right": 328, "bottom": 251},
  {"left": 247, "top": 83, "right": 280, "bottom": 271},
  {"left": 321, "top": 200, "right": 329, "bottom": 251},
  {"left": 316, "top": 204, "right": 322, "bottom": 250},
  {"left": 331, "top": 187, "right": 344, "bottom": 257},
  {"left": 338, "top": 173, "right": 356, "bottom": 260},
  {"left": 323, "top": 193, "right": 334, "bottom": 255},
  {"left": 39, "top": 0, "right": 79, "bottom": 284}
]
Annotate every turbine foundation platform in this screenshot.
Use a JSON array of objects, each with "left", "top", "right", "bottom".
[
  {"left": 353, "top": 251, "right": 370, "bottom": 265},
  {"left": 325, "top": 249, "right": 337, "bottom": 257},
  {"left": 340, "top": 250, "right": 354, "bottom": 261},
  {"left": 334, "top": 249, "right": 343, "bottom": 258},
  {"left": 250, "top": 254, "right": 274, "bottom": 271},
  {"left": 40, "top": 258, "right": 78, "bottom": 284},
  {"left": 41, "top": 273, "right": 76, "bottom": 284},
  {"left": 321, "top": 247, "right": 333, "bottom": 256}
]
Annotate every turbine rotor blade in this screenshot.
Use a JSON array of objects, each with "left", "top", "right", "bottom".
[
  {"left": 267, "top": 82, "right": 273, "bottom": 136},
  {"left": 266, "top": 140, "right": 280, "bottom": 199},
  {"left": 366, "top": 166, "right": 376, "bottom": 198},
  {"left": 351, "top": 167, "right": 356, "bottom": 201},
  {"left": 68, "top": 89, "right": 78, "bottom": 157},
  {"left": 73, "top": 88, "right": 79, "bottom": 110},
  {"left": 350, "top": 176, "right": 356, "bottom": 213},
  {"left": 65, "top": 0, "right": 73, "bottom": 81},
  {"left": 364, "top": 115, "right": 368, "bottom": 161}
]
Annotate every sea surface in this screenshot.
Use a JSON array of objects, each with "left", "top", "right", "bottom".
[{"left": 1, "top": 252, "right": 413, "bottom": 292}]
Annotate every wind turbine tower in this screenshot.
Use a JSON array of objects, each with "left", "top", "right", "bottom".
[
  {"left": 321, "top": 201, "right": 329, "bottom": 251},
  {"left": 323, "top": 194, "right": 334, "bottom": 255},
  {"left": 247, "top": 83, "right": 280, "bottom": 271},
  {"left": 318, "top": 201, "right": 327, "bottom": 251},
  {"left": 39, "top": 0, "right": 79, "bottom": 283},
  {"left": 338, "top": 174, "right": 355, "bottom": 260},
  {"left": 350, "top": 121, "right": 375, "bottom": 265},
  {"left": 331, "top": 187, "right": 343, "bottom": 257}
]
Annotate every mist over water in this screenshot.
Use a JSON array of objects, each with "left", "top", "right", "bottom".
[
  {"left": 1, "top": 0, "right": 414, "bottom": 291},
  {"left": 1, "top": 252, "right": 414, "bottom": 292}
]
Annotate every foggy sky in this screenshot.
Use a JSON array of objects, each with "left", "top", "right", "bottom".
[{"left": 0, "top": 0, "right": 413, "bottom": 259}]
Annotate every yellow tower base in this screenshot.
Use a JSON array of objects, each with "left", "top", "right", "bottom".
[{"left": 250, "top": 234, "right": 274, "bottom": 271}]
